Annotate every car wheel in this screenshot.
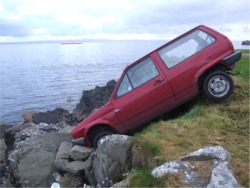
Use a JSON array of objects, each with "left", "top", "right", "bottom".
[
  {"left": 203, "top": 71, "right": 234, "bottom": 102},
  {"left": 93, "top": 131, "right": 113, "bottom": 149}
]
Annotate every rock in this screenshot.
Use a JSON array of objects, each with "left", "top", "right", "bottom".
[
  {"left": 207, "top": 161, "right": 242, "bottom": 188},
  {"left": 0, "top": 122, "right": 13, "bottom": 139},
  {"left": 70, "top": 145, "right": 94, "bottom": 161},
  {"left": 0, "top": 139, "right": 7, "bottom": 163},
  {"left": 59, "top": 126, "right": 73, "bottom": 134},
  {"left": 54, "top": 142, "right": 94, "bottom": 176},
  {"left": 54, "top": 142, "right": 73, "bottom": 172},
  {"left": 83, "top": 153, "right": 96, "bottom": 186},
  {"left": 59, "top": 173, "right": 83, "bottom": 187},
  {"left": 73, "top": 80, "right": 116, "bottom": 122},
  {"left": 152, "top": 146, "right": 242, "bottom": 187},
  {"left": 0, "top": 139, "right": 7, "bottom": 178},
  {"left": 6, "top": 126, "right": 72, "bottom": 187},
  {"left": 17, "top": 149, "right": 55, "bottom": 187},
  {"left": 0, "top": 177, "right": 13, "bottom": 187},
  {"left": 93, "top": 134, "right": 133, "bottom": 187},
  {"left": 65, "top": 161, "right": 89, "bottom": 175},
  {"left": 56, "top": 142, "right": 73, "bottom": 160},
  {"left": 180, "top": 146, "right": 231, "bottom": 161},
  {"left": 32, "top": 108, "right": 70, "bottom": 124},
  {"left": 21, "top": 109, "right": 35, "bottom": 123}
]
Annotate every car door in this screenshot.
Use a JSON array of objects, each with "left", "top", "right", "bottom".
[
  {"left": 112, "top": 55, "right": 175, "bottom": 130},
  {"left": 157, "top": 29, "right": 216, "bottom": 102}
]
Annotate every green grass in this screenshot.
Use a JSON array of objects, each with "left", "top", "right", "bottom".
[
  {"left": 234, "top": 49, "right": 250, "bottom": 81},
  {"left": 128, "top": 52, "right": 250, "bottom": 187}
]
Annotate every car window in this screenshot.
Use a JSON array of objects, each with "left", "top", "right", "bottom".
[
  {"left": 116, "top": 57, "right": 159, "bottom": 98},
  {"left": 116, "top": 74, "right": 133, "bottom": 97},
  {"left": 158, "top": 30, "right": 215, "bottom": 69}
]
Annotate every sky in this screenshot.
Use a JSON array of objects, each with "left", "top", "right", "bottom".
[{"left": 0, "top": 0, "right": 249, "bottom": 43}]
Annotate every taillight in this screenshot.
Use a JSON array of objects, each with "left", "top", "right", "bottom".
[{"left": 225, "top": 37, "right": 234, "bottom": 51}]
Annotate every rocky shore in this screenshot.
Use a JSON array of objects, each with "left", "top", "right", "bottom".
[
  {"left": 0, "top": 80, "right": 117, "bottom": 187},
  {"left": 0, "top": 80, "right": 242, "bottom": 187}
]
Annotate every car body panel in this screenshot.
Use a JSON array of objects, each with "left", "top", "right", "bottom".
[
  {"left": 112, "top": 54, "right": 175, "bottom": 130},
  {"left": 71, "top": 25, "right": 241, "bottom": 147}
]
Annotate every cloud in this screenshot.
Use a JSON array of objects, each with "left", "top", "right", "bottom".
[
  {"left": 0, "top": 19, "right": 31, "bottom": 37},
  {"left": 0, "top": 0, "right": 249, "bottom": 42}
]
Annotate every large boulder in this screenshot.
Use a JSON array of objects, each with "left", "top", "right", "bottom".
[
  {"left": 73, "top": 80, "right": 116, "bottom": 122},
  {"left": 152, "top": 146, "right": 242, "bottom": 187},
  {"left": 93, "top": 134, "right": 133, "bottom": 187},
  {"left": 5, "top": 122, "right": 72, "bottom": 187},
  {"left": 17, "top": 149, "right": 55, "bottom": 187}
]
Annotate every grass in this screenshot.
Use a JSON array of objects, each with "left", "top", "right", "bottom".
[{"left": 128, "top": 50, "right": 250, "bottom": 187}]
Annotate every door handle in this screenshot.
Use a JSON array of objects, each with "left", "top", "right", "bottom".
[{"left": 153, "top": 78, "right": 165, "bottom": 86}]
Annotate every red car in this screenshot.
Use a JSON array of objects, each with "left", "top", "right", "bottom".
[{"left": 71, "top": 25, "right": 241, "bottom": 148}]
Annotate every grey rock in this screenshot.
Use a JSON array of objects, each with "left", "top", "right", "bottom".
[
  {"left": 55, "top": 142, "right": 73, "bottom": 160},
  {"left": 54, "top": 159, "right": 69, "bottom": 172},
  {"left": 54, "top": 142, "right": 72, "bottom": 172},
  {"left": 180, "top": 146, "right": 231, "bottom": 161},
  {"left": 60, "top": 173, "right": 83, "bottom": 187},
  {"left": 65, "top": 161, "right": 88, "bottom": 175},
  {"left": 93, "top": 134, "right": 133, "bottom": 187},
  {"left": 58, "top": 125, "right": 73, "bottom": 134},
  {"left": 70, "top": 145, "right": 94, "bottom": 161},
  {"left": 18, "top": 149, "right": 55, "bottom": 187},
  {"left": 152, "top": 146, "right": 242, "bottom": 188},
  {"left": 0, "top": 139, "right": 7, "bottom": 163},
  {"left": 0, "top": 122, "right": 13, "bottom": 139},
  {"left": 84, "top": 152, "right": 97, "bottom": 186},
  {"left": 6, "top": 129, "right": 71, "bottom": 187},
  {"left": 0, "top": 177, "right": 13, "bottom": 187},
  {"left": 207, "top": 161, "right": 242, "bottom": 188},
  {"left": 65, "top": 154, "right": 94, "bottom": 175}
]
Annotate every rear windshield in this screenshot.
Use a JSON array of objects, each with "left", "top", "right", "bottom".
[{"left": 158, "top": 30, "right": 215, "bottom": 69}]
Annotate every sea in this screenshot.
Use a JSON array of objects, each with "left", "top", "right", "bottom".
[{"left": 0, "top": 40, "right": 249, "bottom": 124}]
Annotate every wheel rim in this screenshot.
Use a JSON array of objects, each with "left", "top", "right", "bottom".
[{"left": 208, "top": 75, "right": 230, "bottom": 97}]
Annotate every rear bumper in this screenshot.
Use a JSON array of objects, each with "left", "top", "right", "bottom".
[{"left": 222, "top": 51, "right": 242, "bottom": 65}]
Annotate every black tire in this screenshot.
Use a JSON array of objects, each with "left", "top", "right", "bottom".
[
  {"left": 203, "top": 71, "right": 234, "bottom": 102},
  {"left": 93, "top": 131, "right": 113, "bottom": 149}
]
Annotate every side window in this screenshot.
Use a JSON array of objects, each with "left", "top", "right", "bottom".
[
  {"left": 116, "top": 57, "right": 159, "bottom": 98},
  {"left": 116, "top": 74, "right": 133, "bottom": 97},
  {"left": 158, "top": 30, "right": 215, "bottom": 69}
]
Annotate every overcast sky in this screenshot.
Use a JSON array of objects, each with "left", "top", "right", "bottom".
[{"left": 0, "top": 0, "right": 249, "bottom": 42}]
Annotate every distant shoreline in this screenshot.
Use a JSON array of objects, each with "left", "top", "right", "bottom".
[{"left": 0, "top": 40, "right": 249, "bottom": 50}]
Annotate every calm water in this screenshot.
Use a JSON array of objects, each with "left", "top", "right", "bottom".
[
  {"left": 0, "top": 40, "right": 248, "bottom": 124},
  {"left": 0, "top": 41, "right": 166, "bottom": 123}
]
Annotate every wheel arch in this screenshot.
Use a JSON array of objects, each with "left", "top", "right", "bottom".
[
  {"left": 197, "top": 63, "right": 230, "bottom": 89},
  {"left": 87, "top": 124, "right": 118, "bottom": 147}
]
